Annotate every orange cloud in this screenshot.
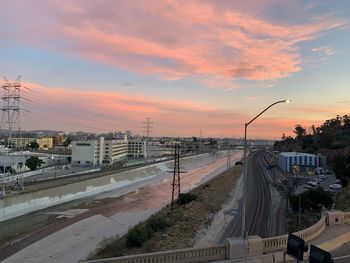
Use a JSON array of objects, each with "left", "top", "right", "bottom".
[
  {"left": 20, "top": 81, "right": 334, "bottom": 139},
  {"left": 5, "top": 1, "right": 345, "bottom": 85}
]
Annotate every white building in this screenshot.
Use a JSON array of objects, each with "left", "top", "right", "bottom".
[
  {"left": 147, "top": 141, "right": 173, "bottom": 157},
  {"left": 128, "top": 139, "right": 147, "bottom": 158},
  {"left": 71, "top": 137, "right": 104, "bottom": 166},
  {"left": 103, "top": 136, "right": 128, "bottom": 164},
  {"left": 72, "top": 136, "right": 128, "bottom": 166},
  {"left": 0, "top": 154, "right": 28, "bottom": 173},
  {"left": 277, "top": 152, "right": 326, "bottom": 175}
]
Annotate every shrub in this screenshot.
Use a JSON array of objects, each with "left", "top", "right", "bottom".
[
  {"left": 289, "top": 187, "right": 333, "bottom": 212},
  {"left": 177, "top": 193, "right": 198, "bottom": 205},
  {"left": 126, "top": 226, "right": 150, "bottom": 247},
  {"left": 146, "top": 215, "right": 169, "bottom": 232},
  {"left": 235, "top": 161, "right": 243, "bottom": 166}
]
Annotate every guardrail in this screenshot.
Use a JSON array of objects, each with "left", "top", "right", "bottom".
[
  {"left": 83, "top": 245, "right": 226, "bottom": 263},
  {"left": 263, "top": 215, "right": 326, "bottom": 253}
]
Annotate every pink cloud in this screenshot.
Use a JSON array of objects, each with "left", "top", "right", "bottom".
[
  {"left": 2, "top": 1, "right": 346, "bottom": 84},
  {"left": 19, "top": 81, "right": 335, "bottom": 139}
]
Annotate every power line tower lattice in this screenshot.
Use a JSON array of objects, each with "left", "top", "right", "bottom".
[
  {"left": 169, "top": 143, "right": 186, "bottom": 210},
  {"left": 0, "top": 76, "right": 24, "bottom": 196},
  {"left": 1, "top": 76, "right": 22, "bottom": 147},
  {"left": 143, "top": 117, "right": 153, "bottom": 159}
]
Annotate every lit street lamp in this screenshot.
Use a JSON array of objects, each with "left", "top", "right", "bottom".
[{"left": 241, "top": 99, "right": 290, "bottom": 239}]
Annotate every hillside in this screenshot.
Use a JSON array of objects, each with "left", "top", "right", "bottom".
[{"left": 274, "top": 114, "right": 350, "bottom": 185}]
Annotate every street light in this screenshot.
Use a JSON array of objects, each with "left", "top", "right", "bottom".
[{"left": 241, "top": 99, "right": 290, "bottom": 239}]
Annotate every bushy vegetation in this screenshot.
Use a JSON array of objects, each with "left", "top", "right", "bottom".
[
  {"left": 235, "top": 161, "right": 243, "bottom": 165},
  {"left": 177, "top": 193, "right": 198, "bottom": 205},
  {"left": 25, "top": 156, "right": 44, "bottom": 171},
  {"left": 275, "top": 114, "right": 350, "bottom": 185},
  {"left": 289, "top": 187, "right": 333, "bottom": 212},
  {"left": 126, "top": 215, "right": 170, "bottom": 248},
  {"left": 126, "top": 226, "right": 150, "bottom": 247}
]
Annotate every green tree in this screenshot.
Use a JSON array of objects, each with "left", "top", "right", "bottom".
[
  {"left": 28, "top": 141, "right": 40, "bottom": 150},
  {"left": 63, "top": 138, "right": 72, "bottom": 148},
  {"left": 293, "top": 124, "right": 306, "bottom": 139},
  {"left": 25, "top": 156, "right": 44, "bottom": 171},
  {"left": 290, "top": 187, "right": 333, "bottom": 212}
]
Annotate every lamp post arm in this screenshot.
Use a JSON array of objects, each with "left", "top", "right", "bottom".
[{"left": 246, "top": 100, "right": 287, "bottom": 126}]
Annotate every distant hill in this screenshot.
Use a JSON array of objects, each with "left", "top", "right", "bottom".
[{"left": 274, "top": 114, "right": 350, "bottom": 185}]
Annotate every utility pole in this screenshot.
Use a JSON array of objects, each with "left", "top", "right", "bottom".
[{"left": 227, "top": 148, "right": 231, "bottom": 169}]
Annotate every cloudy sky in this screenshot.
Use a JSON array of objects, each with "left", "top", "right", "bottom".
[{"left": 0, "top": 0, "right": 349, "bottom": 138}]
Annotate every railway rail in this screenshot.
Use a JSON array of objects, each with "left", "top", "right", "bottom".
[{"left": 223, "top": 151, "right": 272, "bottom": 239}]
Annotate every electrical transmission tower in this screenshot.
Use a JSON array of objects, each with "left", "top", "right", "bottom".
[
  {"left": 169, "top": 142, "right": 186, "bottom": 210},
  {"left": 143, "top": 118, "right": 153, "bottom": 159},
  {"left": 143, "top": 117, "right": 153, "bottom": 138},
  {"left": 0, "top": 76, "right": 24, "bottom": 195},
  {"left": 1, "top": 76, "right": 22, "bottom": 148}
]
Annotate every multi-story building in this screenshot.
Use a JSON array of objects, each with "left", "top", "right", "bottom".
[
  {"left": 8, "top": 137, "right": 35, "bottom": 148},
  {"left": 147, "top": 141, "right": 174, "bottom": 157},
  {"left": 71, "top": 137, "right": 104, "bottom": 166},
  {"left": 103, "top": 136, "right": 128, "bottom": 164},
  {"left": 53, "top": 134, "right": 65, "bottom": 146},
  {"left": 36, "top": 137, "right": 53, "bottom": 148},
  {"left": 71, "top": 136, "right": 128, "bottom": 166},
  {"left": 277, "top": 152, "right": 326, "bottom": 175},
  {"left": 8, "top": 137, "right": 53, "bottom": 149},
  {"left": 128, "top": 139, "right": 147, "bottom": 158}
]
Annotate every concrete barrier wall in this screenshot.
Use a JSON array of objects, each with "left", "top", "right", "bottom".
[
  {"left": 263, "top": 215, "right": 326, "bottom": 253},
  {"left": 83, "top": 245, "right": 226, "bottom": 263},
  {"left": 342, "top": 212, "right": 350, "bottom": 224},
  {"left": 83, "top": 214, "right": 332, "bottom": 263}
]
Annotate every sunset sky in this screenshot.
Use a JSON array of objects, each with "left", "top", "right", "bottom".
[{"left": 0, "top": 0, "right": 349, "bottom": 139}]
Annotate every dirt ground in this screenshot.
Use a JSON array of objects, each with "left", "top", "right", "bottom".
[{"left": 91, "top": 164, "right": 243, "bottom": 259}]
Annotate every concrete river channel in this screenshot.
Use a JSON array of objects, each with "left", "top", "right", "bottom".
[{"left": 0, "top": 151, "right": 233, "bottom": 222}]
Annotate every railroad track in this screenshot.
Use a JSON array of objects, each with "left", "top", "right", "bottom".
[{"left": 223, "top": 151, "right": 272, "bottom": 239}]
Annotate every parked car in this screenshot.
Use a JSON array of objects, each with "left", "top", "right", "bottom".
[
  {"left": 303, "top": 184, "right": 313, "bottom": 189},
  {"left": 329, "top": 183, "right": 342, "bottom": 190},
  {"left": 307, "top": 181, "right": 318, "bottom": 187}
]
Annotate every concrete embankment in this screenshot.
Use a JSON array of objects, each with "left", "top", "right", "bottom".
[{"left": 0, "top": 151, "right": 231, "bottom": 222}]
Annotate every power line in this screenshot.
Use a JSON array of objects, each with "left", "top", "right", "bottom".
[
  {"left": 21, "top": 87, "right": 142, "bottom": 130},
  {"left": 25, "top": 110, "right": 113, "bottom": 132}
]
